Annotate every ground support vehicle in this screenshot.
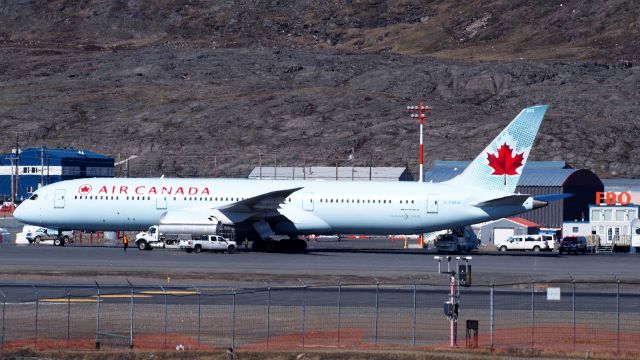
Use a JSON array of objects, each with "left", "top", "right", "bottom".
[
  {"left": 135, "top": 224, "right": 236, "bottom": 250},
  {"left": 434, "top": 227, "right": 478, "bottom": 254},
  {"left": 179, "top": 235, "right": 236, "bottom": 253},
  {"left": 25, "top": 227, "right": 73, "bottom": 246},
  {"left": 135, "top": 225, "right": 186, "bottom": 250}
]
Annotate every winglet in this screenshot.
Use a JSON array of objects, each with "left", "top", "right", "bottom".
[{"left": 446, "top": 105, "right": 548, "bottom": 192}]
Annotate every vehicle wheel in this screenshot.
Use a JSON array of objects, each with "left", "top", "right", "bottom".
[
  {"left": 266, "top": 241, "right": 276, "bottom": 252},
  {"left": 581, "top": 249, "right": 586, "bottom": 255},
  {"left": 533, "top": 246, "right": 541, "bottom": 252},
  {"left": 499, "top": 246, "right": 507, "bottom": 252},
  {"left": 185, "top": 249, "right": 193, "bottom": 253},
  {"left": 137, "top": 240, "right": 147, "bottom": 251},
  {"left": 227, "top": 245, "right": 235, "bottom": 253},
  {"left": 34, "top": 236, "right": 41, "bottom": 244},
  {"left": 54, "top": 238, "right": 62, "bottom": 246},
  {"left": 559, "top": 249, "right": 563, "bottom": 254},
  {"left": 28, "top": 239, "right": 33, "bottom": 244},
  {"left": 194, "top": 245, "right": 202, "bottom": 253}
]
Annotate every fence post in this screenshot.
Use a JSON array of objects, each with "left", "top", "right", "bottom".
[
  {"left": 95, "top": 282, "right": 101, "bottom": 349},
  {"left": 530, "top": 280, "right": 535, "bottom": 350},
  {"left": 128, "top": 280, "right": 134, "bottom": 349},
  {"left": 489, "top": 283, "right": 494, "bottom": 350},
  {"left": 0, "top": 289, "right": 5, "bottom": 353},
  {"left": 337, "top": 281, "right": 342, "bottom": 348},
  {"left": 34, "top": 286, "right": 38, "bottom": 349},
  {"left": 197, "top": 287, "right": 201, "bottom": 347},
  {"left": 572, "top": 279, "right": 576, "bottom": 351},
  {"left": 66, "top": 289, "right": 71, "bottom": 349},
  {"left": 267, "top": 285, "right": 271, "bottom": 350},
  {"left": 374, "top": 281, "right": 379, "bottom": 346},
  {"left": 161, "top": 286, "right": 167, "bottom": 349},
  {"left": 232, "top": 289, "right": 236, "bottom": 350},
  {"left": 413, "top": 282, "right": 417, "bottom": 348},
  {"left": 300, "top": 280, "right": 306, "bottom": 351},
  {"left": 617, "top": 278, "right": 620, "bottom": 353}
]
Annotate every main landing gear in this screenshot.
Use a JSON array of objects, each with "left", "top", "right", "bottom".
[{"left": 251, "top": 238, "right": 308, "bottom": 252}]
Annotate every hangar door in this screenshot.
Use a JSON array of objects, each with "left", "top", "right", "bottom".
[{"left": 492, "top": 228, "right": 514, "bottom": 244}]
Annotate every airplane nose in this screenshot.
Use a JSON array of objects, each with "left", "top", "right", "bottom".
[{"left": 13, "top": 203, "right": 26, "bottom": 222}]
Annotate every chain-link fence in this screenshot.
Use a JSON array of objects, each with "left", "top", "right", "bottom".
[{"left": 1, "top": 280, "right": 639, "bottom": 353}]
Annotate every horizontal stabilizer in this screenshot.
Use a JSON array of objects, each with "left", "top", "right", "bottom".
[
  {"left": 473, "top": 194, "right": 530, "bottom": 207},
  {"left": 533, "top": 193, "right": 573, "bottom": 202}
]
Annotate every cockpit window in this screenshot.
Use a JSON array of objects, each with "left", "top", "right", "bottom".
[{"left": 29, "top": 194, "right": 38, "bottom": 200}]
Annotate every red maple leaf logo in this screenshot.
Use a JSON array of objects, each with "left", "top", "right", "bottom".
[
  {"left": 78, "top": 185, "right": 92, "bottom": 194},
  {"left": 487, "top": 143, "right": 524, "bottom": 176}
]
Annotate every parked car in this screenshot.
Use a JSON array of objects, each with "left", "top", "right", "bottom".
[
  {"left": 496, "top": 234, "right": 552, "bottom": 252},
  {"left": 558, "top": 236, "right": 587, "bottom": 255}
]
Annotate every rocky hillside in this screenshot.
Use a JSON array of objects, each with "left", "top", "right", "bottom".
[{"left": 0, "top": 1, "right": 638, "bottom": 178}]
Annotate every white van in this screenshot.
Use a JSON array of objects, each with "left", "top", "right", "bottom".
[{"left": 496, "top": 234, "right": 551, "bottom": 252}]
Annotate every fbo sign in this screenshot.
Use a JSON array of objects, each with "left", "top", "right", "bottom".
[{"left": 596, "top": 192, "right": 631, "bottom": 206}]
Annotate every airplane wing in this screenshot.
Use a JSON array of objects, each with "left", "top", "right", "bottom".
[
  {"left": 473, "top": 194, "right": 530, "bottom": 207},
  {"left": 217, "top": 187, "right": 303, "bottom": 217}
]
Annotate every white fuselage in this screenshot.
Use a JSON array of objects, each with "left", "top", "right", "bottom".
[{"left": 14, "top": 177, "right": 534, "bottom": 235}]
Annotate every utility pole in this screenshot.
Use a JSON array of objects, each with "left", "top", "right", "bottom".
[
  {"left": 14, "top": 134, "right": 20, "bottom": 202},
  {"left": 407, "top": 100, "right": 432, "bottom": 183},
  {"left": 40, "top": 148, "right": 44, "bottom": 189}
]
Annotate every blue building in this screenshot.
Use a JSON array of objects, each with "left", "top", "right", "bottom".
[{"left": 0, "top": 148, "right": 114, "bottom": 202}]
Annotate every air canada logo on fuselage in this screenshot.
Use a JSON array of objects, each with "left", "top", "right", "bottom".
[{"left": 78, "top": 185, "right": 92, "bottom": 194}]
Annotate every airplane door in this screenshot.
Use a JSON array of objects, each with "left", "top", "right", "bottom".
[
  {"left": 303, "top": 192, "right": 314, "bottom": 211},
  {"left": 54, "top": 189, "right": 65, "bottom": 209},
  {"left": 156, "top": 196, "right": 167, "bottom": 210},
  {"left": 427, "top": 194, "right": 438, "bottom": 214}
]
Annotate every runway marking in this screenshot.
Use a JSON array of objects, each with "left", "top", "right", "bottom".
[
  {"left": 41, "top": 298, "right": 97, "bottom": 303},
  {"left": 140, "top": 291, "right": 198, "bottom": 295}
]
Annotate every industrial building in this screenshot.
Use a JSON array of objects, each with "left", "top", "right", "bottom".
[
  {"left": 478, "top": 217, "right": 542, "bottom": 245},
  {"left": 248, "top": 166, "right": 414, "bottom": 181},
  {"left": 424, "top": 161, "right": 603, "bottom": 228},
  {"left": 0, "top": 147, "right": 114, "bottom": 202}
]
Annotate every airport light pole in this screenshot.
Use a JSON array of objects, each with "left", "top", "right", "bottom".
[
  {"left": 407, "top": 100, "right": 432, "bottom": 183},
  {"left": 434, "top": 255, "right": 471, "bottom": 348}
]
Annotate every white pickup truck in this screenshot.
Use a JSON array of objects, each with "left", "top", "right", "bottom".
[{"left": 179, "top": 235, "right": 237, "bottom": 253}]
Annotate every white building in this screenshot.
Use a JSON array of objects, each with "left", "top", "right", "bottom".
[{"left": 563, "top": 205, "right": 638, "bottom": 251}]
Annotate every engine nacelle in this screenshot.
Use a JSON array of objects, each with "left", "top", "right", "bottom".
[{"left": 158, "top": 209, "right": 233, "bottom": 237}]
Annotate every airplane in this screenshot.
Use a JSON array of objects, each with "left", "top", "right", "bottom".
[{"left": 14, "top": 105, "right": 550, "bottom": 251}]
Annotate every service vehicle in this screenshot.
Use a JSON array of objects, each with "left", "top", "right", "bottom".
[
  {"left": 179, "top": 235, "right": 236, "bottom": 253},
  {"left": 558, "top": 236, "right": 588, "bottom": 254},
  {"left": 496, "top": 234, "right": 551, "bottom": 252},
  {"left": 25, "top": 227, "right": 73, "bottom": 246},
  {"left": 434, "top": 227, "right": 478, "bottom": 253},
  {"left": 135, "top": 224, "right": 236, "bottom": 250},
  {"left": 134, "top": 225, "right": 186, "bottom": 250}
]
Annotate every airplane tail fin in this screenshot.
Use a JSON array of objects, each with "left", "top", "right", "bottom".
[{"left": 446, "top": 105, "right": 548, "bottom": 193}]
